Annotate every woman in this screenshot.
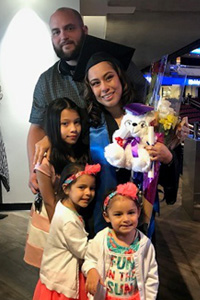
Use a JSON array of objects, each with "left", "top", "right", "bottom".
[{"left": 84, "top": 52, "right": 176, "bottom": 236}]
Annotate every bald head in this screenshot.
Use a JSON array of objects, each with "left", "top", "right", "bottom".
[
  {"left": 49, "top": 7, "right": 88, "bottom": 64},
  {"left": 50, "top": 7, "right": 84, "bottom": 27}
]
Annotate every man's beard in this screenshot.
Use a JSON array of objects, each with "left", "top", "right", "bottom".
[{"left": 53, "top": 33, "right": 86, "bottom": 61}]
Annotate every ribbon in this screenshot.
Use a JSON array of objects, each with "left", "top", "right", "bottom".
[
  {"left": 124, "top": 136, "right": 141, "bottom": 157},
  {"left": 115, "top": 137, "right": 124, "bottom": 147}
]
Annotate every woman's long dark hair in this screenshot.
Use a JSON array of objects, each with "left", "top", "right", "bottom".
[
  {"left": 46, "top": 97, "right": 88, "bottom": 174},
  {"left": 84, "top": 60, "right": 136, "bottom": 128}
]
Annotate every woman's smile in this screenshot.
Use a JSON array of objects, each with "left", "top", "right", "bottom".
[{"left": 102, "top": 91, "right": 115, "bottom": 101}]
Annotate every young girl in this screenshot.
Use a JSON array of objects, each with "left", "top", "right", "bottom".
[
  {"left": 24, "top": 97, "right": 88, "bottom": 268},
  {"left": 33, "top": 162, "right": 101, "bottom": 300},
  {"left": 82, "top": 182, "right": 159, "bottom": 300}
]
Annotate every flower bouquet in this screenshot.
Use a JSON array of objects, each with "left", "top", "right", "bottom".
[
  {"left": 146, "top": 54, "right": 184, "bottom": 148},
  {"left": 141, "top": 55, "right": 183, "bottom": 237},
  {"left": 154, "top": 99, "right": 179, "bottom": 147}
]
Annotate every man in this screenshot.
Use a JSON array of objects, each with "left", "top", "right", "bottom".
[
  {"left": 27, "top": 7, "right": 147, "bottom": 193},
  {"left": 28, "top": 8, "right": 88, "bottom": 193}
]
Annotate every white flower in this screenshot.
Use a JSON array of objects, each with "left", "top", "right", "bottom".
[{"left": 157, "top": 100, "right": 175, "bottom": 119}]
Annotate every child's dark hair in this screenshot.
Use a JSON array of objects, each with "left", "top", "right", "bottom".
[
  {"left": 58, "top": 162, "right": 87, "bottom": 200},
  {"left": 45, "top": 97, "right": 88, "bottom": 174}
]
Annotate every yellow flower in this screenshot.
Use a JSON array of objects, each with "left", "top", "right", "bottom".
[{"left": 159, "top": 115, "right": 178, "bottom": 131}]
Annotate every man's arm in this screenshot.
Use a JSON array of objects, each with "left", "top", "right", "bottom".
[{"left": 27, "top": 124, "right": 45, "bottom": 194}]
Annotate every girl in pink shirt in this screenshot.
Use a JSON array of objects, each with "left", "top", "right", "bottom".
[{"left": 24, "top": 97, "right": 88, "bottom": 268}]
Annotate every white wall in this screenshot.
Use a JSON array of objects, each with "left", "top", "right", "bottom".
[{"left": 0, "top": 0, "right": 80, "bottom": 203}]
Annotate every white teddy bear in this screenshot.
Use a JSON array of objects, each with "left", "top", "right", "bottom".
[{"left": 104, "top": 103, "right": 155, "bottom": 173}]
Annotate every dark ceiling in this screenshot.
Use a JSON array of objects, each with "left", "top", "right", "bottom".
[{"left": 81, "top": 0, "right": 200, "bottom": 71}]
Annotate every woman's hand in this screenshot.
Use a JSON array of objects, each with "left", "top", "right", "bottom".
[
  {"left": 85, "top": 268, "right": 105, "bottom": 295},
  {"left": 33, "top": 135, "right": 51, "bottom": 165},
  {"left": 169, "top": 116, "right": 189, "bottom": 149},
  {"left": 176, "top": 116, "right": 189, "bottom": 142},
  {"left": 146, "top": 142, "right": 173, "bottom": 165}
]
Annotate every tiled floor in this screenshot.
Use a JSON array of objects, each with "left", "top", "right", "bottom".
[
  {"left": 0, "top": 180, "right": 200, "bottom": 300},
  {"left": 0, "top": 211, "right": 38, "bottom": 300},
  {"left": 156, "top": 196, "right": 200, "bottom": 299}
]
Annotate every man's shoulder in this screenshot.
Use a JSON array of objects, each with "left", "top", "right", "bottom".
[
  {"left": 40, "top": 60, "right": 60, "bottom": 77},
  {"left": 35, "top": 60, "right": 62, "bottom": 88}
]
